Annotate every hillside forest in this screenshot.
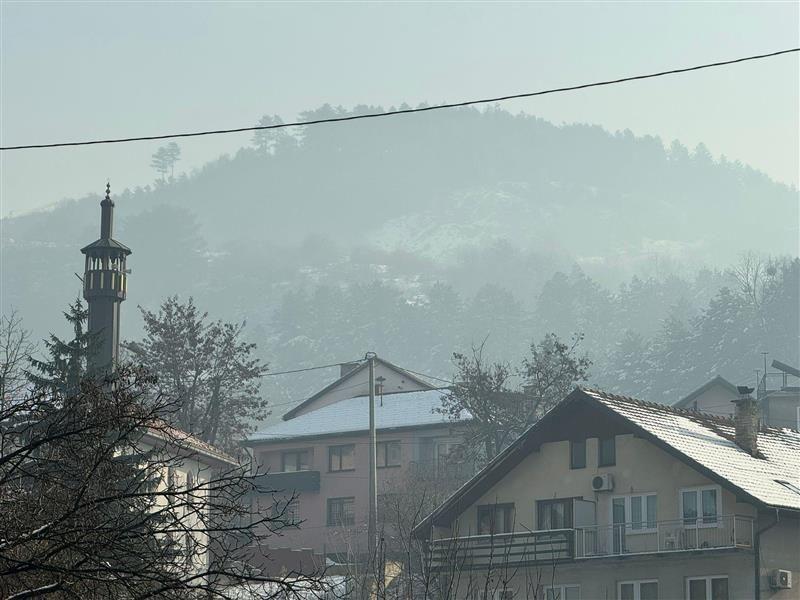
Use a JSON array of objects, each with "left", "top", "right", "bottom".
[{"left": 3, "top": 105, "right": 798, "bottom": 424}]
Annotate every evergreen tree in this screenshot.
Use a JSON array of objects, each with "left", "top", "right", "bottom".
[{"left": 27, "top": 298, "right": 97, "bottom": 395}]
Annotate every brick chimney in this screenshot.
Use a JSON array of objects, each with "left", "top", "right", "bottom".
[{"left": 732, "top": 386, "right": 759, "bottom": 456}]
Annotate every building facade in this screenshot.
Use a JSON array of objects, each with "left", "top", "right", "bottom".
[
  {"left": 673, "top": 361, "right": 800, "bottom": 430},
  {"left": 414, "top": 388, "right": 800, "bottom": 600},
  {"left": 243, "top": 359, "right": 472, "bottom": 560}
]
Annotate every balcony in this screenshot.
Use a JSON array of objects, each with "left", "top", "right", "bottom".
[
  {"left": 426, "top": 515, "right": 753, "bottom": 572},
  {"left": 251, "top": 470, "right": 321, "bottom": 493},
  {"left": 575, "top": 514, "right": 754, "bottom": 559},
  {"left": 428, "top": 529, "right": 574, "bottom": 572}
]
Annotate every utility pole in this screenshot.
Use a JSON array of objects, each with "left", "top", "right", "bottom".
[{"left": 366, "top": 352, "right": 378, "bottom": 571}]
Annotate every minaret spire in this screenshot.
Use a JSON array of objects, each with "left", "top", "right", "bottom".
[{"left": 100, "top": 181, "right": 114, "bottom": 239}]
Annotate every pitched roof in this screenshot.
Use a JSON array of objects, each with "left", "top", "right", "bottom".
[
  {"left": 671, "top": 375, "right": 739, "bottom": 409},
  {"left": 414, "top": 388, "right": 800, "bottom": 535},
  {"left": 80, "top": 237, "right": 132, "bottom": 254},
  {"left": 281, "top": 357, "right": 435, "bottom": 420},
  {"left": 143, "top": 422, "right": 238, "bottom": 466},
  {"left": 245, "top": 388, "right": 467, "bottom": 444}
]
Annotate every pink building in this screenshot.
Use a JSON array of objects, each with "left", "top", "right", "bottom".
[{"left": 243, "top": 359, "right": 471, "bottom": 560}]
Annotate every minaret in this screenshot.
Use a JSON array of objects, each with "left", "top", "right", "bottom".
[{"left": 80, "top": 183, "right": 131, "bottom": 373}]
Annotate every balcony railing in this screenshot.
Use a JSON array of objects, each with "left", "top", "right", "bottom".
[
  {"left": 428, "top": 529, "right": 574, "bottom": 572},
  {"left": 427, "top": 515, "right": 753, "bottom": 572},
  {"left": 575, "top": 514, "right": 753, "bottom": 558}
]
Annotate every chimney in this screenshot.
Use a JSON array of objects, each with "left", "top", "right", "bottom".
[
  {"left": 732, "top": 386, "right": 759, "bottom": 456},
  {"left": 340, "top": 361, "right": 360, "bottom": 379}
]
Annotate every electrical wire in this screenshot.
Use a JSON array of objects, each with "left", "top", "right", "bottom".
[
  {"left": 393, "top": 365, "right": 454, "bottom": 385},
  {"left": 262, "top": 361, "right": 361, "bottom": 378},
  {"left": 2, "top": 47, "right": 797, "bottom": 151}
]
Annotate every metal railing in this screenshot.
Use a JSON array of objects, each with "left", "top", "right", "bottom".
[
  {"left": 426, "top": 515, "right": 754, "bottom": 571},
  {"left": 427, "top": 529, "right": 574, "bottom": 572},
  {"left": 575, "top": 514, "right": 754, "bottom": 559}
]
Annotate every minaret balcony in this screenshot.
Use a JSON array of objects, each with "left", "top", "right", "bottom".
[{"left": 84, "top": 269, "right": 127, "bottom": 300}]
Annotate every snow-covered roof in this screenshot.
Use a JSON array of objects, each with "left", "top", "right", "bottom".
[
  {"left": 246, "top": 389, "right": 467, "bottom": 444},
  {"left": 415, "top": 388, "right": 800, "bottom": 534},
  {"left": 584, "top": 389, "right": 800, "bottom": 511}
]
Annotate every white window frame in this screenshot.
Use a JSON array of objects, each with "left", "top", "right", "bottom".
[
  {"left": 686, "top": 575, "right": 729, "bottom": 600},
  {"left": 679, "top": 485, "right": 722, "bottom": 529},
  {"left": 542, "top": 584, "right": 580, "bottom": 599},
  {"left": 618, "top": 579, "right": 658, "bottom": 600},
  {"left": 610, "top": 493, "right": 657, "bottom": 534}
]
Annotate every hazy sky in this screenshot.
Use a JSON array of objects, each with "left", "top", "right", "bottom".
[{"left": 1, "top": 2, "right": 798, "bottom": 217}]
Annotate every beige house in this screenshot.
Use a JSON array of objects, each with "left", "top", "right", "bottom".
[{"left": 413, "top": 388, "right": 800, "bottom": 600}]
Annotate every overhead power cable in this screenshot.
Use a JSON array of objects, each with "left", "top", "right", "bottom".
[
  {"left": 261, "top": 361, "right": 361, "bottom": 378},
  {"left": 1, "top": 47, "right": 797, "bottom": 151}
]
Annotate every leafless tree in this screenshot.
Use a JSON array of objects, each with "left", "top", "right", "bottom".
[
  {"left": 0, "top": 310, "right": 35, "bottom": 409},
  {"left": 0, "top": 365, "right": 330, "bottom": 599},
  {"left": 439, "top": 334, "right": 590, "bottom": 463}
]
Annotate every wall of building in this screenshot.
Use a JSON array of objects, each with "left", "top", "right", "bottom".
[
  {"left": 141, "top": 439, "right": 222, "bottom": 579},
  {"left": 289, "top": 363, "right": 430, "bottom": 419},
  {"left": 762, "top": 392, "right": 800, "bottom": 430},
  {"left": 250, "top": 425, "right": 461, "bottom": 555},
  {"left": 446, "top": 433, "right": 755, "bottom": 537},
  {"left": 449, "top": 552, "right": 755, "bottom": 600},
  {"left": 758, "top": 511, "right": 800, "bottom": 600},
  {"left": 691, "top": 385, "right": 738, "bottom": 418}
]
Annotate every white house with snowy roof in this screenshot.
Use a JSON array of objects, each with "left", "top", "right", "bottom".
[
  {"left": 242, "top": 358, "right": 473, "bottom": 561},
  {"left": 413, "top": 387, "right": 800, "bottom": 600}
]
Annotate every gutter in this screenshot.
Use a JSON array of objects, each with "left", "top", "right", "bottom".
[{"left": 754, "top": 509, "right": 780, "bottom": 600}]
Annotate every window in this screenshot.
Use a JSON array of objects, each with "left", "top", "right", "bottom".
[
  {"left": 477, "top": 503, "right": 515, "bottom": 535},
  {"left": 570, "top": 440, "right": 586, "bottom": 469},
  {"left": 273, "top": 497, "right": 300, "bottom": 526},
  {"left": 681, "top": 486, "right": 720, "bottom": 527},
  {"left": 686, "top": 576, "right": 728, "bottom": 600},
  {"left": 328, "top": 444, "right": 355, "bottom": 472},
  {"left": 544, "top": 584, "right": 580, "bottom": 600},
  {"left": 537, "top": 498, "right": 573, "bottom": 530},
  {"left": 282, "top": 449, "right": 311, "bottom": 472},
  {"left": 327, "top": 497, "right": 355, "bottom": 526},
  {"left": 619, "top": 580, "right": 658, "bottom": 600},
  {"left": 377, "top": 441, "right": 401, "bottom": 468},
  {"left": 436, "top": 440, "right": 460, "bottom": 465},
  {"left": 612, "top": 494, "right": 657, "bottom": 532},
  {"left": 599, "top": 436, "right": 616, "bottom": 466}
]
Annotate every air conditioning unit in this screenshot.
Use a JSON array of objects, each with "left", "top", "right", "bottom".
[
  {"left": 770, "top": 570, "right": 792, "bottom": 589},
  {"left": 591, "top": 473, "right": 614, "bottom": 492}
]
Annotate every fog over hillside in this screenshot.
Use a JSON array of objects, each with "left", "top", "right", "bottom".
[{"left": 3, "top": 105, "right": 798, "bottom": 421}]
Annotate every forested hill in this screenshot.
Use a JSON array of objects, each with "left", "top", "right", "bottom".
[
  {"left": 5, "top": 105, "right": 797, "bottom": 256},
  {"left": 3, "top": 105, "right": 798, "bottom": 415}
]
